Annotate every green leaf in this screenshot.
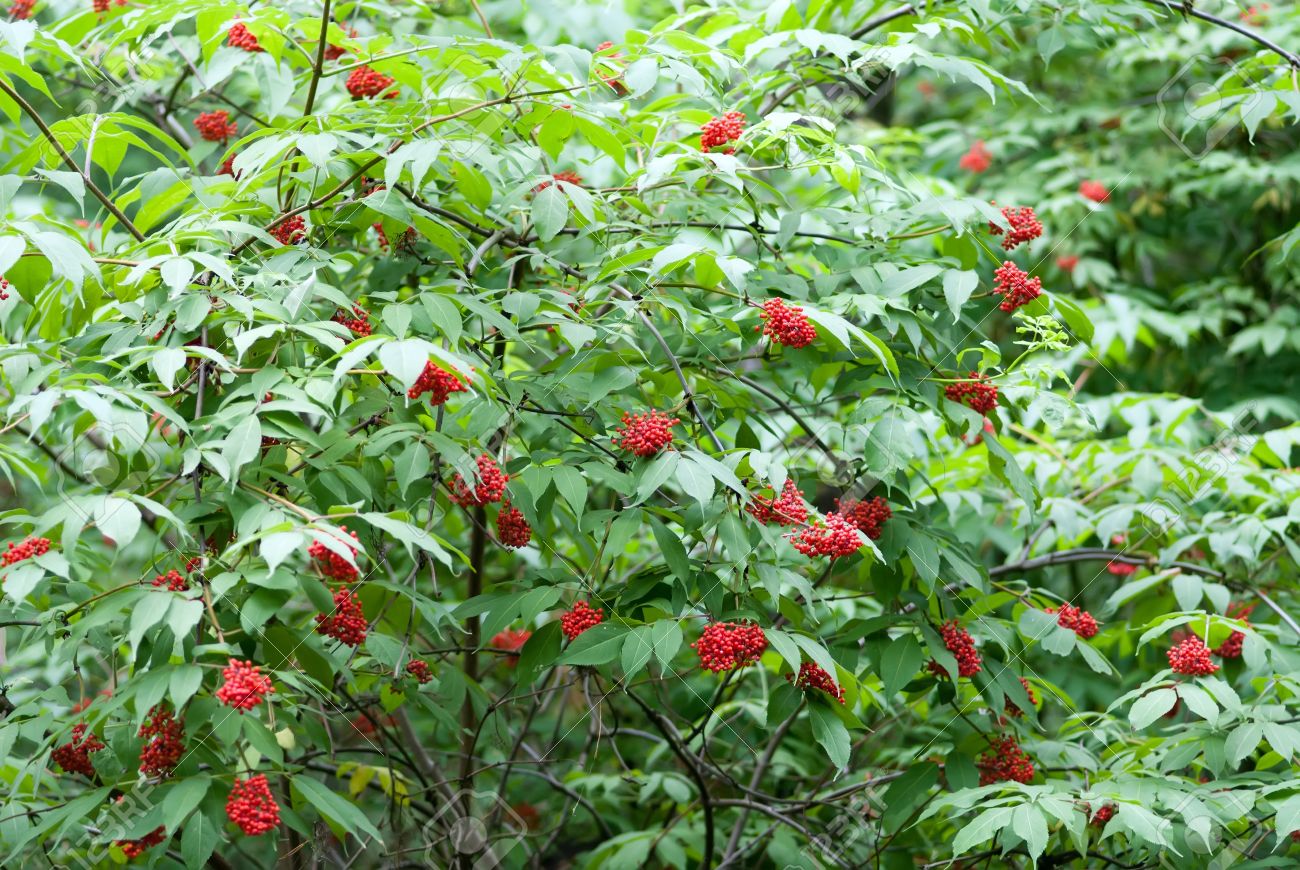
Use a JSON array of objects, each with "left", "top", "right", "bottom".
[
  {"left": 531, "top": 185, "right": 568, "bottom": 242},
  {"left": 943, "top": 269, "right": 978, "bottom": 322},
  {"left": 163, "top": 775, "right": 210, "bottom": 831},
  {"left": 880, "top": 762, "right": 939, "bottom": 833},
  {"left": 292, "top": 775, "right": 385, "bottom": 842},
  {"left": 809, "top": 702, "right": 851, "bottom": 769},
  {"left": 1129, "top": 688, "right": 1178, "bottom": 730},
  {"left": 880, "top": 634, "right": 922, "bottom": 697},
  {"left": 557, "top": 622, "right": 628, "bottom": 666}
]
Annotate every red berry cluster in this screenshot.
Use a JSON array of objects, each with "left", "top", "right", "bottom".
[
  {"left": 491, "top": 628, "right": 532, "bottom": 660},
  {"left": 1106, "top": 558, "right": 1136, "bottom": 576},
  {"left": 1213, "top": 602, "right": 1255, "bottom": 658},
  {"left": 346, "top": 65, "right": 397, "bottom": 100},
  {"left": 595, "top": 41, "right": 629, "bottom": 96},
  {"left": 227, "top": 22, "right": 264, "bottom": 52},
  {"left": 560, "top": 601, "right": 604, "bottom": 641},
  {"left": 788, "top": 514, "right": 863, "bottom": 559},
  {"left": 118, "top": 826, "right": 166, "bottom": 859},
  {"left": 944, "top": 373, "right": 998, "bottom": 414},
  {"left": 1168, "top": 635, "right": 1220, "bottom": 675},
  {"left": 218, "top": 154, "right": 239, "bottom": 178},
  {"left": 51, "top": 723, "right": 104, "bottom": 776},
  {"left": 152, "top": 569, "right": 189, "bottom": 592},
  {"left": 1045, "top": 603, "right": 1100, "bottom": 639},
  {"left": 215, "top": 659, "right": 274, "bottom": 712},
  {"left": 692, "top": 622, "right": 768, "bottom": 672},
  {"left": 978, "top": 736, "right": 1035, "bottom": 785},
  {"left": 308, "top": 527, "right": 360, "bottom": 582},
  {"left": 928, "top": 620, "right": 982, "bottom": 678},
  {"left": 10, "top": 0, "right": 34, "bottom": 20},
  {"left": 193, "top": 110, "right": 237, "bottom": 142},
  {"left": 407, "top": 361, "right": 467, "bottom": 405},
  {"left": 700, "top": 111, "right": 745, "bottom": 154},
  {"left": 1057, "top": 254, "right": 1079, "bottom": 273},
  {"left": 92, "top": 0, "right": 126, "bottom": 12},
  {"left": 405, "top": 659, "right": 432, "bottom": 683},
  {"left": 747, "top": 479, "right": 808, "bottom": 526},
  {"left": 372, "top": 222, "right": 389, "bottom": 251},
  {"left": 138, "top": 704, "right": 185, "bottom": 778},
  {"left": 835, "top": 496, "right": 891, "bottom": 540},
  {"left": 3, "top": 535, "right": 51, "bottom": 566},
  {"left": 757, "top": 298, "right": 817, "bottom": 348},
  {"left": 989, "top": 205, "right": 1043, "bottom": 250},
  {"left": 958, "top": 140, "right": 991, "bottom": 173},
  {"left": 332, "top": 304, "right": 371, "bottom": 337},
  {"left": 788, "top": 661, "right": 845, "bottom": 703},
  {"left": 496, "top": 502, "right": 532, "bottom": 549},
  {"left": 615, "top": 411, "right": 680, "bottom": 456},
  {"left": 322, "top": 27, "right": 356, "bottom": 61},
  {"left": 0, "top": 275, "right": 9, "bottom": 300},
  {"left": 316, "top": 588, "right": 368, "bottom": 646},
  {"left": 269, "top": 215, "right": 306, "bottom": 245},
  {"left": 226, "top": 774, "right": 281, "bottom": 836},
  {"left": 534, "top": 170, "right": 583, "bottom": 192},
  {"left": 991, "top": 262, "right": 1043, "bottom": 312},
  {"left": 1079, "top": 180, "right": 1109, "bottom": 203},
  {"left": 1090, "top": 804, "right": 1115, "bottom": 827},
  {"left": 1003, "top": 676, "right": 1037, "bottom": 719},
  {"left": 449, "top": 455, "right": 509, "bottom": 507}
]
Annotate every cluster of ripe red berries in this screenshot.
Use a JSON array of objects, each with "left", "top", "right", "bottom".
[
  {"left": 1003, "top": 676, "right": 1037, "bottom": 719},
  {"left": 1106, "top": 558, "right": 1137, "bottom": 576},
  {"left": 225, "top": 774, "right": 281, "bottom": 836},
  {"left": 0, "top": 275, "right": 9, "bottom": 300},
  {"left": 1079, "top": 180, "right": 1109, "bottom": 203},
  {"left": 928, "top": 620, "right": 982, "bottom": 678},
  {"left": 989, "top": 205, "right": 1043, "bottom": 251},
  {"left": 449, "top": 455, "right": 509, "bottom": 507},
  {"left": 323, "top": 27, "right": 356, "bottom": 62},
  {"left": 693, "top": 621, "right": 768, "bottom": 672},
  {"left": 1046, "top": 603, "right": 1099, "bottom": 639},
  {"left": 218, "top": 154, "right": 239, "bottom": 178},
  {"left": 406, "top": 659, "right": 432, "bottom": 683},
  {"left": 595, "top": 41, "right": 629, "bottom": 96},
  {"left": 315, "top": 588, "right": 368, "bottom": 646},
  {"left": 152, "top": 568, "right": 189, "bottom": 592},
  {"left": 269, "top": 215, "right": 306, "bottom": 245},
  {"left": 91, "top": 0, "right": 126, "bottom": 12},
  {"left": 193, "top": 110, "right": 237, "bottom": 143},
  {"left": 615, "top": 411, "right": 679, "bottom": 456},
  {"left": 1212, "top": 602, "right": 1254, "bottom": 658},
  {"left": 117, "top": 827, "right": 166, "bottom": 859},
  {"left": 758, "top": 298, "right": 817, "bottom": 348},
  {"left": 52, "top": 723, "right": 104, "bottom": 776},
  {"left": 227, "top": 22, "right": 263, "bottom": 52},
  {"left": 958, "top": 140, "right": 991, "bottom": 173},
  {"left": 747, "top": 479, "right": 808, "bottom": 526},
  {"left": 138, "top": 704, "right": 185, "bottom": 778},
  {"left": 407, "top": 361, "right": 467, "bottom": 405},
  {"left": 1057, "top": 254, "right": 1079, "bottom": 273},
  {"left": 308, "top": 527, "right": 360, "bottom": 581},
  {"left": 1089, "top": 804, "right": 1116, "bottom": 827},
  {"left": 332, "top": 304, "right": 371, "bottom": 337},
  {"left": 1168, "top": 635, "right": 1219, "bottom": 675},
  {"left": 492, "top": 628, "right": 532, "bottom": 660},
  {"left": 700, "top": 111, "right": 745, "bottom": 154},
  {"left": 346, "top": 65, "right": 397, "bottom": 100},
  {"left": 9, "top": 0, "right": 34, "bottom": 20},
  {"left": 991, "top": 262, "right": 1043, "bottom": 312},
  {"left": 3, "top": 535, "right": 51, "bottom": 566},
  {"left": 977, "top": 735, "right": 1034, "bottom": 785},
  {"left": 835, "top": 496, "right": 891, "bottom": 540},
  {"left": 788, "top": 514, "right": 863, "bottom": 559},
  {"left": 561, "top": 601, "right": 604, "bottom": 641},
  {"left": 215, "top": 659, "right": 274, "bottom": 712},
  {"left": 788, "top": 661, "right": 844, "bottom": 703},
  {"left": 534, "top": 171, "right": 583, "bottom": 192},
  {"left": 944, "top": 373, "right": 998, "bottom": 415},
  {"left": 496, "top": 502, "right": 532, "bottom": 548}
]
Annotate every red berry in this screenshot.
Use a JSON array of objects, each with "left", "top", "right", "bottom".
[
  {"left": 215, "top": 659, "right": 274, "bottom": 712},
  {"left": 10, "top": 0, "right": 34, "bottom": 19},
  {"left": 268, "top": 215, "right": 306, "bottom": 245},
  {"left": 991, "top": 261, "right": 1043, "bottom": 312},
  {"left": 928, "top": 620, "right": 982, "bottom": 678},
  {"left": 1168, "top": 635, "right": 1220, "bottom": 675},
  {"left": 788, "top": 514, "right": 864, "bottom": 559},
  {"left": 496, "top": 501, "right": 532, "bottom": 549},
  {"left": 308, "top": 527, "right": 360, "bottom": 582},
  {"left": 757, "top": 298, "right": 817, "bottom": 348},
  {"left": 1044, "top": 603, "right": 1099, "bottom": 639},
  {"left": 92, "top": 0, "right": 125, "bottom": 12},
  {"left": 1079, "top": 180, "right": 1109, "bottom": 203},
  {"left": 3, "top": 535, "right": 51, "bottom": 567},
  {"left": 692, "top": 621, "right": 768, "bottom": 672},
  {"left": 700, "top": 111, "right": 746, "bottom": 154},
  {"left": 315, "top": 587, "right": 368, "bottom": 647},
  {"left": 1090, "top": 804, "right": 1115, "bottom": 827},
  {"left": 788, "top": 661, "right": 845, "bottom": 703},
  {"left": 614, "top": 411, "right": 679, "bottom": 457},
  {"left": 958, "top": 140, "right": 991, "bottom": 173},
  {"left": 405, "top": 659, "right": 432, "bottom": 683},
  {"left": 407, "top": 361, "right": 467, "bottom": 405},
  {"left": 151, "top": 568, "right": 189, "bottom": 592},
  {"left": 560, "top": 601, "right": 604, "bottom": 641},
  {"left": 345, "top": 65, "right": 397, "bottom": 100},
  {"left": 491, "top": 628, "right": 532, "bottom": 662},
  {"left": 138, "top": 704, "right": 185, "bottom": 778},
  {"left": 1003, "top": 676, "right": 1037, "bottom": 719},
  {"left": 193, "top": 110, "right": 237, "bottom": 143},
  {"left": 1212, "top": 602, "right": 1255, "bottom": 658},
  {"left": 534, "top": 170, "right": 583, "bottom": 192},
  {"left": 51, "top": 723, "right": 104, "bottom": 776},
  {"left": 227, "top": 21, "right": 264, "bottom": 53},
  {"left": 977, "top": 736, "right": 1034, "bottom": 785},
  {"left": 944, "top": 372, "right": 998, "bottom": 415},
  {"left": 834, "top": 496, "right": 891, "bottom": 540},
  {"left": 322, "top": 27, "right": 356, "bottom": 61},
  {"left": 332, "top": 304, "right": 372, "bottom": 337},
  {"left": 225, "top": 774, "right": 280, "bottom": 836},
  {"left": 1057, "top": 254, "right": 1079, "bottom": 272},
  {"left": 988, "top": 205, "right": 1043, "bottom": 250},
  {"left": 117, "top": 825, "right": 166, "bottom": 858},
  {"left": 448, "top": 455, "right": 509, "bottom": 507},
  {"left": 0, "top": 275, "right": 9, "bottom": 300},
  {"left": 595, "top": 41, "right": 629, "bottom": 96},
  {"left": 217, "top": 154, "right": 240, "bottom": 178},
  {"left": 747, "top": 479, "right": 808, "bottom": 527}
]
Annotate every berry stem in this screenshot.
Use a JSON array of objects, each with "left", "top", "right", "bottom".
[{"left": 302, "top": 0, "right": 333, "bottom": 116}]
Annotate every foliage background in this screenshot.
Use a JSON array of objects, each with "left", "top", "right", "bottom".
[{"left": 1, "top": 0, "right": 1299, "bottom": 866}]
